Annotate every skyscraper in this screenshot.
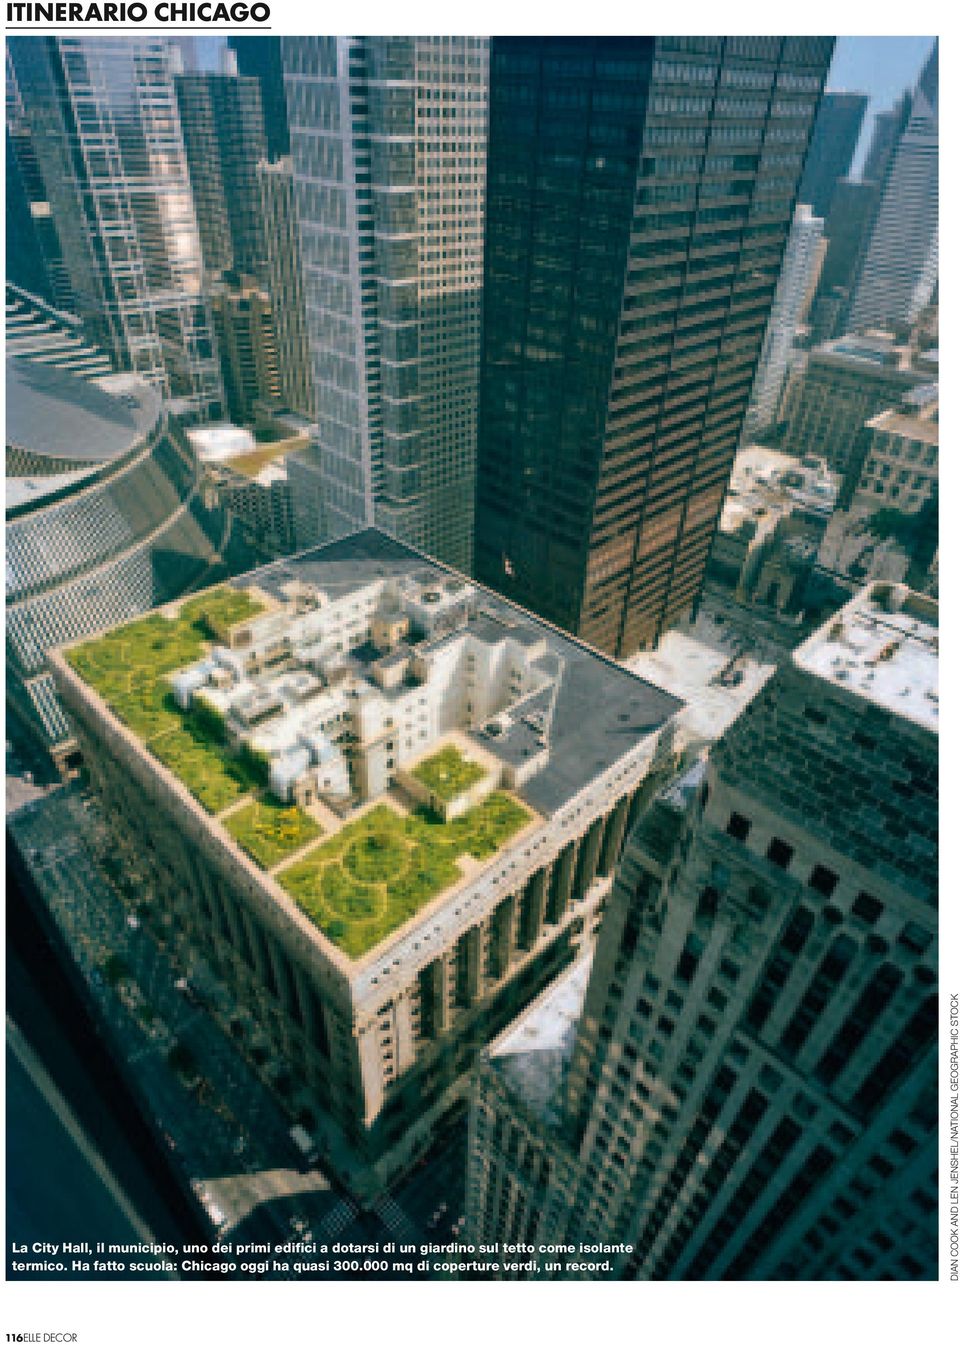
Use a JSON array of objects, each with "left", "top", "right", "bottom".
[
  {"left": 6, "top": 51, "right": 73, "bottom": 310},
  {"left": 467, "top": 581, "right": 938, "bottom": 1280},
  {"left": 8, "top": 36, "right": 223, "bottom": 421},
  {"left": 283, "top": 37, "right": 489, "bottom": 572},
  {"left": 474, "top": 36, "right": 833, "bottom": 657},
  {"left": 257, "top": 156, "right": 316, "bottom": 420},
  {"left": 848, "top": 43, "right": 938, "bottom": 333},
  {"left": 228, "top": 35, "right": 290, "bottom": 160},
  {"left": 796, "top": 90, "right": 868, "bottom": 219},
  {"left": 745, "top": 203, "right": 826, "bottom": 433},
  {"left": 807, "top": 178, "right": 880, "bottom": 343},
  {"left": 210, "top": 281, "right": 280, "bottom": 422},
  {"left": 861, "top": 94, "right": 910, "bottom": 189},
  {"left": 175, "top": 52, "right": 269, "bottom": 282}
]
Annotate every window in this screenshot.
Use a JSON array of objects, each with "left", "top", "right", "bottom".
[
  {"left": 852, "top": 892, "right": 883, "bottom": 924},
  {"left": 898, "top": 923, "right": 932, "bottom": 955},
  {"left": 888, "top": 1128, "right": 917, "bottom": 1156},
  {"left": 727, "top": 812, "right": 751, "bottom": 841},
  {"left": 766, "top": 837, "right": 794, "bottom": 869},
  {"left": 809, "top": 865, "right": 838, "bottom": 897},
  {"left": 697, "top": 886, "right": 720, "bottom": 920}
]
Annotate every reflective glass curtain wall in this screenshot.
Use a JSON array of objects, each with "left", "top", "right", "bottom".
[
  {"left": 8, "top": 36, "right": 223, "bottom": 422},
  {"left": 475, "top": 36, "right": 833, "bottom": 656}
]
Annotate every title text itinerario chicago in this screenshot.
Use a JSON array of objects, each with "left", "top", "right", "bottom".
[{"left": 6, "top": 1, "right": 270, "bottom": 21}]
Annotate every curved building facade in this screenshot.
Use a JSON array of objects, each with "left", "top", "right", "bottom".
[{"left": 6, "top": 358, "right": 246, "bottom": 764}]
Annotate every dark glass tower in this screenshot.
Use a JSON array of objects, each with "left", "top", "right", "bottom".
[
  {"left": 227, "top": 35, "right": 290, "bottom": 160},
  {"left": 808, "top": 178, "right": 881, "bottom": 343},
  {"left": 796, "top": 90, "right": 868, "bottom": 219},
  {"left": 474, "top": 36, "right": 833, "bottom": 657},
  {"left": 175, "top": 65, "right": 269, "bottom": 281}
]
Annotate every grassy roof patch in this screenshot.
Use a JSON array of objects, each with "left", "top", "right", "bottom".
[
  {"left": 64, "top": 585, "right": 266, "bottom": 814},
  {"left": 278, "top": 792, "right": 530, "bottom": 959},
  {"left": 410, "top": 743, "right": 488, "bottom": 803},
  {"left": 224, "top": 797, "right": 322, "bottom": 869}
]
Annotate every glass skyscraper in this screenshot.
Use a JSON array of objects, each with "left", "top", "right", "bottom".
[
  {"left": 796, "top": 91, "right": 868, "bottom": 220},
  {"left": 282, "top": 36, "right": 488, "bottom": 572},
  {"left": 474, "top": 36, "right": 833, "bottom": 656},
  {"left": 7, "top": 36, "right": 223, "bottom": 422},
  {"left": 848, "top": 43, "right": 938, "bottom": 334},
  {"left": 175, "top": 56, "right": 269, "bottom": 283},
  {"left": 257, "top": 156, "right": 316, "bottom": 420},
  {"left": 228, "top": 35, "right": 290, "bottom": 161}
]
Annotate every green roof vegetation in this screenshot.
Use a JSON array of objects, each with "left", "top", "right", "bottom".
[
  {"left": 224, "top": 797, "right": 323, "bottom": 870},
  {"left": 64, "top": 586, "right": 266, "bottom": 814},
  {"left": 410, "top": 743, "right": 488, "bottom": 803},
  {"left": 178, "top": 584, "right": 265, "bottom": 637},
  {"left": 278, "top": 792, "right": 530, "bottom": 959},
  {"left": 149, "top": 719, "right": 263, "bottom": 814}
]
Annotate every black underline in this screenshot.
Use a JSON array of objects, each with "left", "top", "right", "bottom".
[{"left": 5, "top": 24, "right": 275, "bottom": 28}]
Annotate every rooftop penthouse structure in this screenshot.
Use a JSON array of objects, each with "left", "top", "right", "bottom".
[{"left": 51, "top": 529, "right": 682, "bottom": 1194}]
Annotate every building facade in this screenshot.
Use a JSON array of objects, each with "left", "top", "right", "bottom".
[
  {"left": 282, "top": 37, "right": 489, "bottom": 572},
  {"left": 257, "top": 157, "right": 316, "bottom": 420},
  {"left": 807, "top": 179, "right": 881, "bottom": 345},
  {"left": 51, "top": 529, "right": 682, "bottom": 1197},
  {"left": 228, "top": 35, "right": 290, "bottom": 160},
  {"left": 745, "top": 204, "right": 825, "bottom": 433},
  {"left": 843, "top": 391, "right": 938, "bottom": 517},
  {"left": 474, "top": 36, "right": 833, "bottom": 657},
  {"left": 210, "top": 283, "right": 281, "bottom": 424},
  {"left": 175, "top": 56, "right": 269, "bottom": 283},
  {"left": 780, "top": 333, "right": 930, "bottom": 477},
  {"left": 6, "top": 282, "right": 113, "bottom": 380},
  {"left": 466, "top": 582, "right": 938, "bottom": 1280},
  {"left": 847, "top": 46, "right": 938, "bottom": 334},
  {"left": 6, "top": 49, "right": 74, "bottom": 311},
  {"left": 795, "top": 91, "right": 868, "bottom": 220},
  {"left": 8, "top": 36, "right": 223, "bottom": 422},
  {"left": 6, "top": 359, "right": 243, "bottom": 765}
]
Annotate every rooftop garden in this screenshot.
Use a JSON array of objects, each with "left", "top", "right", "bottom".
[
  {"left": 278, "top": 792, "right": 530, "bottom": 959},
  {"left": 224, "top": 797, "right": 323, "bottom": 870},
  {"left": 179, "top": 584, "right": 264, "bottom": 638},
  {"left": 64, "top": 585, "right": 266, "bottom": 814},
  {"left": 410, "top": 744, "right": 487, "bottom": 803}
]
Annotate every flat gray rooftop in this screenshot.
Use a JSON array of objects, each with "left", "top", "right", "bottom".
[
  {"left": 6, "top": 357, "right": 160, "bottom": 465},
  {"left": 237, "top": 529, "right": 684, "bottom": 817}
]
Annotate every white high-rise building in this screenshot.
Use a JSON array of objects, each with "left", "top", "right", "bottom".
[
  {"left": 7, "top": 37, "right": 224, "bottom": 422},
  {"left": 282, "top": 37, "right": 488, "bottom": 572},
  {"left": 848, "top": 44, "right": 938, "bottom": 333},
  {"left": 746, "top": 204, "right": 826, "bottom": 433}
]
